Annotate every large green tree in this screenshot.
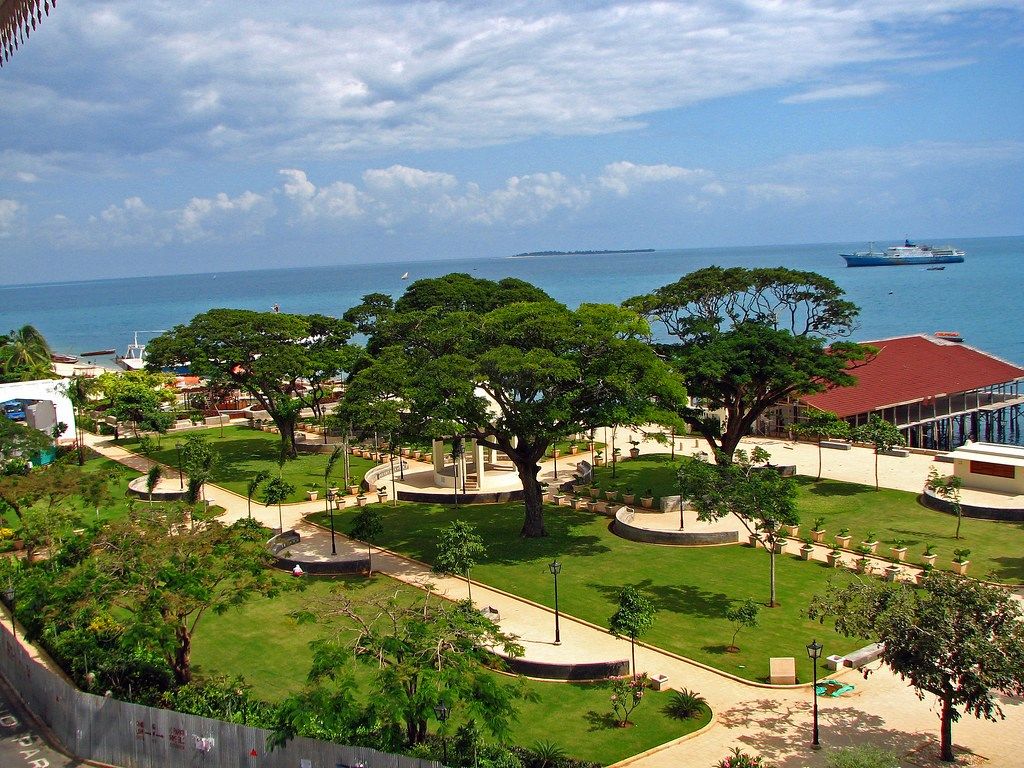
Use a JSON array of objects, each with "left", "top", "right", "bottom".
[
  {"left": 793, "top": 408, "right": 851, "bottom": 481},
  {"left": 356, "top": 274, "right": 686, "bottom": 537},
  {"left": 97, "top": 370, "right": 175, "bottom": 438},
  {"left": 809, "top": 572, "right": 1024, "bottom": 763},
  {"left": 286, "top": 588, "right": 525, "bottom": 750},
  {"left": 145, "top": 309, "right": 356, "bottom": 457},
  {"left": 678, "top": 447, "right": 797, "bottom": 607},
  {"left": 90, "top": 513, "right": 276, "bottom": 685},
  {"left": 627, "top": 267, "right": 869, "bottom": 462},
  {"left": 609, "top": 585, "right": 656, "bottom": 677}
]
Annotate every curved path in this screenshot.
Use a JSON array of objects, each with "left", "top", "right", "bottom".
[{"left": 83, "top": 432, "right": 1024, "bottom": 767}]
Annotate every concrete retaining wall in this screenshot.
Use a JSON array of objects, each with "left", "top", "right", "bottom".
[
  {"left": 920, "top": 488, "right": 1024, "bottom": 522},
  {"left": 612, "top": 507, "right": 739, "bottom": 546}
]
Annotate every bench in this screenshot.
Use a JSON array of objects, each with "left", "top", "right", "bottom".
[
  {"left": 841, "top": 642, "right": 884, "bottom": 669},
  {"left": 821, "top": 440, "right": 852, "bottom": 450},
  {"left": 769, "top": 656, "right": 797, "bottom": 685},
  {"left": 269, "top": 530, "right": 301, "bottom": 554},
  {"left": 880, "top": 448, "right": 910, "bottom": 458}
]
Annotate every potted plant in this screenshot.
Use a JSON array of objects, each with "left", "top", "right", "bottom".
[
  {"left": 622, "top": 486, "right": 635, "bottom": 505},
  {"left": 785, "top": 523, "right": 800, "bottom": 538},
  {"left": 356, "top": 491, "right": 368, "bottom": 507},
  {"left": 569, "top": 442, "right": 579, "bottom": 455},
  {"left": 348, "top": 483, "right": 360, "bottom": 496},
  {"left": 571, "top": 494, "right": 587, "bottom": 510},
  {"left": 628, "top": 439, "right": 640, "bottom": 459},
  {"left": 826, "top": 545, "right": 843, "bottom": 568},
  {"left": 811, "top": 516, "right": 826, "bottom": 544},
  {"left": 334, "top": 494, "right": 346, "bottom": 510},
  {"left": 835, "top": 527, "right": 852, "bottom": 549},
  {"left": 377, "top": 486, "right": 388, "bottom": 503},
  {"left": 861, "top": 531, "right": 879, "bottom": 554},
  {"left": 890, "top": 538, "right": 908, "bottom": 562},
  {"left": 412, "top": 449, "right": 423, "bottom": 460},
  {"left": 640, "top": 489, "right": 654, "bottom": 509},
  {"left": 401, "top": 447, "right": 411, "bottom": 457},
  {"left": 952, "top": 548, "right": 971, "bottom": 575},
  {"left": 922, "top": 543, "right": 938, "bottom": 568},
  {"left": 595, "top": 449, "right": 604, "bottom": 466},
  {"left": 306, "top": 489, "right": 319, "bottom": 501},
  {"left": 884, "top": 562, "right": 902, "bottom": 582},
  {"left": 799, "top": 537, "right": 815, "bottom": 560},
  {"left": 916, "top": 562, "right": 934, "bottom": 585},
  {"left": 855, "top": 544, "right": 872, "bottom": 573},
  {"left": 605, "top": 488, "right": 619, "bottom": 502},
  {"left": 550, "top": 446, "right": 561, "bottom": 459},
  {"left": 590, "top": 482, "right": 602, "bottom": 499},
  {"left": 575, "top": 483, "right": 591, "bottom": 496}
]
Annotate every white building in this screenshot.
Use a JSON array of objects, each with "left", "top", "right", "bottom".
[{"left": 0, "top": 378, "right": 76, "bottom": 444}]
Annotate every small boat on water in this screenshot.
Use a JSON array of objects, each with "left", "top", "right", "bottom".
[
  {"left": 401, "top": 271, "right": 409, "bottom": 280},
  {"left": 934, "top": 331, "right": 964, "bottom": 343},
  {"left": 50, "top": 353, "right": 79, "bottom": 364},
  {"left": 926, "top": 266, "right": 945, "bottom": 271},
  {"left": 79, "top": 348, "right": 116, "bottom": 357},
  {"left": 841, "top": 239, "right": 965, "bottom": 267},
  {"left": 117, "top": 332, "right": 148, "bottom": 371}
]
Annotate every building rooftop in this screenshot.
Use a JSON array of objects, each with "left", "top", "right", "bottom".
[
  {"left": 946, "top": 441, "right": 1024, "bottom": 467},
  {"left": 801, "top": 335, "right": 1024, "bottom": 418}
]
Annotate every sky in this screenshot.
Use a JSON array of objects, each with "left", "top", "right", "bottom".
[{"left": 1, "top": 0, "right": 1022, "bottom": 284}]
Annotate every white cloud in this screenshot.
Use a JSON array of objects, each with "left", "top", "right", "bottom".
[
  {"left": 176, "top": 191, "right": 274, "bottom": 242},
  {"left": 7, "top": 1, "right": 1017, "bottom": 160},
  {"left": 279, "top": 169, "right": 363, "bottom": 221},
  {"left": 0, "top": 199, "right": 23, "bottom": 238},
  {"left": 599, "top": 161, "right": 709, "bottom": 196},
  {"left": 782, "top": 81, "right": 894, "bottom": 104}
]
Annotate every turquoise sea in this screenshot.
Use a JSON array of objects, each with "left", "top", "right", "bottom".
[{"left": 1, "top": 235, "right": 1022, "bottom": 364}]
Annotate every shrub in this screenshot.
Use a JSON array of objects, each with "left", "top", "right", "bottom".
[
  {"left": 825, "top": 745, "right": 900, "bottom": 768},
  {"left": 838, "top": 526, "right": 850, "bottom": 537},
  {"left": 716, "top": 747, "right": 770, "bottom": 768},
  {"left": 664, "top": 688, "right": 707, "bottom": 720},
  {"left": 953, "top": 548, "right": 971, "bottom": 563},
  {"left": 865, "top": 530, "right": 876, "bottom": 542},
  {"left": 924, "top": 543, "right": 937, "bottom": 556},
  {"left": 610, "top": 673, "right": 649, "bottom": 727},
  {"left": 812, "top": 516, "right": 826, "bottom": 531}
]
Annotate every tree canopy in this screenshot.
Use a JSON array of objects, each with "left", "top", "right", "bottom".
[
  {"left": 357, "top": 274, "right": 687, "bottom": 537},
  {"left": 809, "top": 572, "right": 1024, "bottom": 763},
  {"left": 145, "top": 309, "right": 356, "bottom": 457},
  {"left": 0, "top": 324, "right": 54, "bottom": 382},
  {"left": 627, "top": 267, "right": 869, "bottom": 461}
]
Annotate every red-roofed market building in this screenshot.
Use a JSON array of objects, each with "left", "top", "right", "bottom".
[{"left": 791, "top": 334, "right": 1024, "bottom": 452}]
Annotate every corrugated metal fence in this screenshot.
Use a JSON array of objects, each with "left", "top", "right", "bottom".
[{"left": 0, "top": 620, "right": 440, "bottom": 768}]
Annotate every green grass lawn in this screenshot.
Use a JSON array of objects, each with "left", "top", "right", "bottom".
[
  {"left": 590, "top": 454, "right": 1024, "bottom": 583},
  {"left": 121, "top": 426, "right": 377, "bottom": 503},
  {"left": 191, "top": 572, "right": 708, "bottom": 765},
  {"left": 309, "top": 500, "right": 865, "bottom": 683}
]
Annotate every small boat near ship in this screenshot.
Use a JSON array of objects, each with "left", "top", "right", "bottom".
[
  {"left": 117, "top": 331, "right": 148, "bottom": 371},
  {"left": 841, "top": 240, "right": 965, "bottom": 267},
  {"left": 934, "top": 331, "right": 964, "bottom": 343}
]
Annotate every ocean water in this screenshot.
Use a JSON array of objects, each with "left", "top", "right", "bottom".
[{"left": 1, "top": 235, "right": 1022, "bottom": 365}]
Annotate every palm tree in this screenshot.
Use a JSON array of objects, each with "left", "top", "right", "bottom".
[
  {"left": 65, "top": 375, "right": 101, "bottom": 465},
  {"left": 0, "top": 325, "right": 53, "bottom": 382}
]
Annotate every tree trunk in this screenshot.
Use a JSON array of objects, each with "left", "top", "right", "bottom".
[
  {"left": 278, "top": 418, "right": 298, "bottom": 459},
  {"left": 516, "top": 460, "right": 547, "bottom": 538},
  {"left": 817, "top": 438, "right": 822, "bottom": 481},
  {"left": 940, "top": 695, "right": 954, "bottom": 762},
  {"left": 874, "top": 451, "right": 879, "bottom": 490},
  {"left": 768, "top": 543, "right": 778, "bottom": 607},
  {"left": 173, "top": 623, "right": 192, "bottom": 685}
]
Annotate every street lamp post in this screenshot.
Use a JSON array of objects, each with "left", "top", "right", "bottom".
[
  {"left": 433, "top": 702, "right": 450, "bottom": 764},
  {"left": 174, "top": 442, "right": 183, "bottom": 489},
  {"left": 326, "top": 489, "right": 336, "bottom": 555},
  {"left": 452, "top": 439, "right": 462, "bottom": 510},
  {"left": 806, "top": 639, "right": 823, "bottom": 750},
  {"left": 549, "top": 560, "right": 562, "bottom": 645}
]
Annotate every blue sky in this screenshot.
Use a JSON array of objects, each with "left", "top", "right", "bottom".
[{"left": 1, "top": 1, "right": 1022, "bottom": 283}]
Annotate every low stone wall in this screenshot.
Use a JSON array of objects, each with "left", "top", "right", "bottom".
[
  {"left": 611, "top": 507, "right": 739, "bottom": 546},
  {"left": 271, "top": 554, "right": 370, "bottom": 576},
  {"left": 921, "top": 487, "right": 1024, "bottom": 522},
  {"left": 500, "top": 655, "right": 629, "bottom": 681},
  {"left": 398, "top": 489, "right": 524, "bottom": 504},
  {"left": 126, "top": 476, "right": 189, "bottom": 502}
]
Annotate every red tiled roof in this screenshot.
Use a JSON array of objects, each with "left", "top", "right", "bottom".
[{"left": 801, "top": 335, "right": 1024, "bottom": 418}]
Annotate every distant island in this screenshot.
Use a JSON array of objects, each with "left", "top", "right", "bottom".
[{"left": 508, "top": 248, "right": 655, "bottom": 258}]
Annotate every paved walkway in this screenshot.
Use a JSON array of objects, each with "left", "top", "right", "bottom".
[{"left": 82, "top": 431, "right": 1024, "bottom": 767}]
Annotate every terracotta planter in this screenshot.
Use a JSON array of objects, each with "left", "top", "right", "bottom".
[
  {"left": 586, "top": 500, "right": 599, "bottom": 513},
  {"left": 306, "top": 491, "right": 319, "bottom": 501},
  {"left": 551, "top": 449, "right": 561, "bottom": 459},
  {"left": 569, "top": 446, "right": 579, "bottom": 455},
  {"left": 811, "top": 529, "right": 826, "bottom": 544},
  {"left": 915, "top": 571, "right": 930, "bottom": 585},
  {"left": 748, "top": 534, "right": 760, "bottom": 547},
  {"left": 590, "top": 487, "right": 601, "bottom": 499},
  {"left": 826, "top": 552, "right": 843, "bottom": 568},
  {"left": 772, "top": 540, "right": 785, "bottom": 555},
  {"left": 835, "top": 535, "right": 852, "bottom": 549},
  {"left": 953, "top": 560, "right": 970, "bottom": 575},
  {"left": 922, "top": 553, "right": 937, "bottom": 568},
  {"left": 862, "top": 541, "right": 879, "bottom": 555},
  {"left": 891, "top": 547, "right": 907, "bottom": 562},
  {"left": 604, "top": 490, "right": 618, "bottom": 501},
  {"left": 570, "top": 497, "right": 587, "bottom": 510},
  {"left": 552, "top": 494, "right": 565, "bottom": 506},
  {"left": 885, "top": 565, "right": 902, "bottom": 582},
  {"left": 786, "top": 525, "right": 800, "bottom": 538},
  {"left": 855, "top": 558, "right": 870, "bottom": 574},
  {"left": 401, "top": 448, "right": 411, "bottom": 457},
  {"left": 377, "top": 494, "right": 387, "bottom": 504},
  {"left": 349, "top": 485, "right": 360, "bottom": 496},
  {"left": 629, "top": 448, "right": 640, "bottom": 459},
  {"left": 412, "top": 450, "right": 423, "bottom": 460},
  {"left": 334, "top": 497, "right": 345, "bottom": 510},
  {"left": 356, "top": 495, "right": 368, "bottom": 507},
  {"left": 622, "top": 494, "right": 635, "bottom": 505},
  {"left": 640, "top": 497, "right": 654, "bottom": 509},
  {"left": 799, "top": 545, "right": 815, "bottom": 561}
]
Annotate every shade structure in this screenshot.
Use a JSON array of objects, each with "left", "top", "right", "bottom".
[{"left": 1, "top": 0, "right": 56, "bottom": 66}]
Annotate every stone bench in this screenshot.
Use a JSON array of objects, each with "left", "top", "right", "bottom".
[
  {"left": 880, "top": 448, "right": 910, "bottom": 458},
  {"left": 821, "top": 440, "right": 852, "bottom": 450},
  {"left": 769, "top": 656, "right": 797, "bottom": 685},
  {"left": 841, "top": 642, "right": 884, "bottom": 669},
  {"left": 268, "top": 530, "right": 301, "bottom": 554}
]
